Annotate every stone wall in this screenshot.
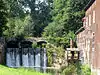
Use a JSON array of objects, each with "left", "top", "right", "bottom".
[{"left": 0, "top": 37, "right": 6, "bottom": 64}]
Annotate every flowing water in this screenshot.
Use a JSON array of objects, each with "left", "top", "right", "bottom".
[
  {"left": 29, "top": 48, "right": 34, "bottom": 67},
  {"left": 6, "top": 48, "right": 12, "bottom": 67},
  {"left": 22, "top": 48, "right": 29, "bottom": 67},
  {"left": 35, "top": 48, "right": 41, "bottom": 71},
  {"left": 15, "top": 48, "right": 20, "bottom": 67},
  {"left": 6, "top": 48, "right": 47, "bottom": 72}
]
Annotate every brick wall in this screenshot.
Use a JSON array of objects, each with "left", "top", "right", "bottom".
[
  {"left": 95, "top": 0, "right": 100, "bottom": 69},
  {"left": 77, "top": 0, "right": 96, "bottom": 67}
]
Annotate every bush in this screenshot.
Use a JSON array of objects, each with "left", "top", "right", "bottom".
[
  {"left": 32, "top": 43, "right": 37, "bottom": 48},
  {"left": 60, "top": 62, "right": 91, "bottom": 75},
  {"left": 61, "top": 64, "right": 77, "bottom": 75},
  {"left": 46, "top": 43, "right": 64, "bottom": 66},
  {"left": 81, "top": 65, "right": 91, "bottom": 75}
]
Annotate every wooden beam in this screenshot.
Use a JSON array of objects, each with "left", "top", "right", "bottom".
[{"left": 66, "top": 48, "right": 79, "bottom": 51}]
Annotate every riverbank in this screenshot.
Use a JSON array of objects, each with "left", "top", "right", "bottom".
[{"left": 0, "top": 65, "right": 50, "bottom": 75}]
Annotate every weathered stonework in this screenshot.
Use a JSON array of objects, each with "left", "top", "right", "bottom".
[{"left": 0, "top": 37, "right": 5, "bottom": 64}]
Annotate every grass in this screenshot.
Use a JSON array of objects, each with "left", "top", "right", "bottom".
[{"left": 0, "top": 65, "right": 50, "bottom": 75}]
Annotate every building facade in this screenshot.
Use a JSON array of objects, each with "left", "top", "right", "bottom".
[{"left": 76, "top": 0, "right": 100, "bottom": 74}]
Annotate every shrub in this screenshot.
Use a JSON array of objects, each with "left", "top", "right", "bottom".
[
  {"left": 81, "top": 64, "right": 91, "bottom": 75},
  {"left": 61, "top": 64, "right": 77, "bottom": 75},
  {"left": 46, "top": 43, "right": 64, "bottom": 66},
  {"left": 60, "top": 62, "right": 91, "bottom": 75},
  {"left": 32, "top": 43, "right": 38, "bottom": 48}
]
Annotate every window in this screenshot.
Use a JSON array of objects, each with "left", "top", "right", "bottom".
[
  {"left": 92, "top": 32, "right": 95, "bottom": 49},
  {"left": 83, "top": 17, "right": 86, "bottom": 26},
  {"left": 86, "top": 17, "right": 88, "bottom": 27},
  {"left": 89, "top": 15, "right": 91, "bottom": 26},
  {"left": 93, "top": 10, "right": 95, "bottom": 23}
]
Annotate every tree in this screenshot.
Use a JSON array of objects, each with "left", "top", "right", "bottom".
[
  {"left": 5, "top": 0, "right": 25, "bottom": 18},
  {"left": 64, "top": 0, "right": 90, "bottom": 32},
  {"left": 3, "top": 0, "right": 31, "bottom": 38},
  {"left": 43, "top": 0, "right": 65, "bottom": 37},
  {"left": 43, "top": 0, "right": 90, "bottom": 46},
  {"left": 19, "top": 0, "right": 52, "bottom": 37},
  {"left": 4, "top": 15, "right": 32, "bottom": 37},
  {"left": 0, "top": 0, "right": 7, "bottom": 36}
]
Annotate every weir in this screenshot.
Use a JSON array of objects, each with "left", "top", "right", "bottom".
[
  {"left": 6, "top": 39, "right": 47, "bottom": 72},
  {"left": 6, "top": 48, "right": 47, "bottom": 72}
]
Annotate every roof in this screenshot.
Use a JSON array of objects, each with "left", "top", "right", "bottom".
[
  {"left": 75, "top": 27, "right": 85, "bottom": 34},
  {"left": 85, "top": 0, "right": 95, "bottom": 11},
  {"left": 76, "top": 0, "right": 95, "bottom": 34}
]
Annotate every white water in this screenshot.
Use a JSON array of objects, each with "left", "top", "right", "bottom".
[
  {"left": 35, "top": 48, "right": 41, "bottom": 71},
  {"left": 6, "top": 48, "right": 12, "bottom": 67},
  {"left": 6, "top": 48, "right": 16, "bottom": 67},
  {"left": 6, "top": 48, "right": 47, "bottom": 72},
  {"left": 22, "top": 48, "right": 29, "bottom": 67},
  {"left": 16, "top": 48, "right": 20, "bottom": 67},
  {"left": 43, "top": 48, "right": 47, "bottom": 72},
  {"left": 29, "top": 48, "right": 34, "bottom": 67},
  {"left": 11, "top": 49, "right": 16, "bottom": 67}
]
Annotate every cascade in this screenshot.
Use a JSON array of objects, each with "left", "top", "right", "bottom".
[{"left": 22, "top": 48, "right": 29, "bottom": 67}]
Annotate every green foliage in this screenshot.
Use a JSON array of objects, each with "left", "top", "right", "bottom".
[
  {"left": 0, "top": 0, "right": 7, "bottom": 36},
  {"left": 46, "top": 43, "right": 64, "bottom": 66},
  {"left": 2, "top": 0, "right": 90, "bottom": 37},
  {"left": 0, "top": 65, "right": 50, "bottom": 75},
  {"left": 5, "top": 0, "right": 25, "bottom": 18},
  {"left": 19, "top": 0, "right": 52, "bottom": 37},
  {"left": 62, "top": 65, "right": 77, "bottom": 75},
  {"left": 46, "top": 68, "right": 57, "bottom": 75},
  {"left": 2, "top": 0, "right": 31, "bottom": 38},
  {"left": 43, "top": 0, "right": 90, "bottom": 47},
  {"left": 43, "top": 31, "right": 76, "bottom": 47},
  {"left": 81, "top": 65, "right": 91, "bottom": 75},
  {"left": 1, "top": 0, "right": 90, "bottom": 38},
  {"left": 4, "top": 15, "right": 32, "bottom": 37},
  {"left": 1, "top": 0, "right": 52, "bottom": 37},
  {"left": 75, "top": 62, "right": 91, "bottom": 75},
  {"left": 32, "top": 42, "right": 37, "bottom": 48},
  {"left": 60, "top": 62, "right": 91, "bottom": 75}
]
